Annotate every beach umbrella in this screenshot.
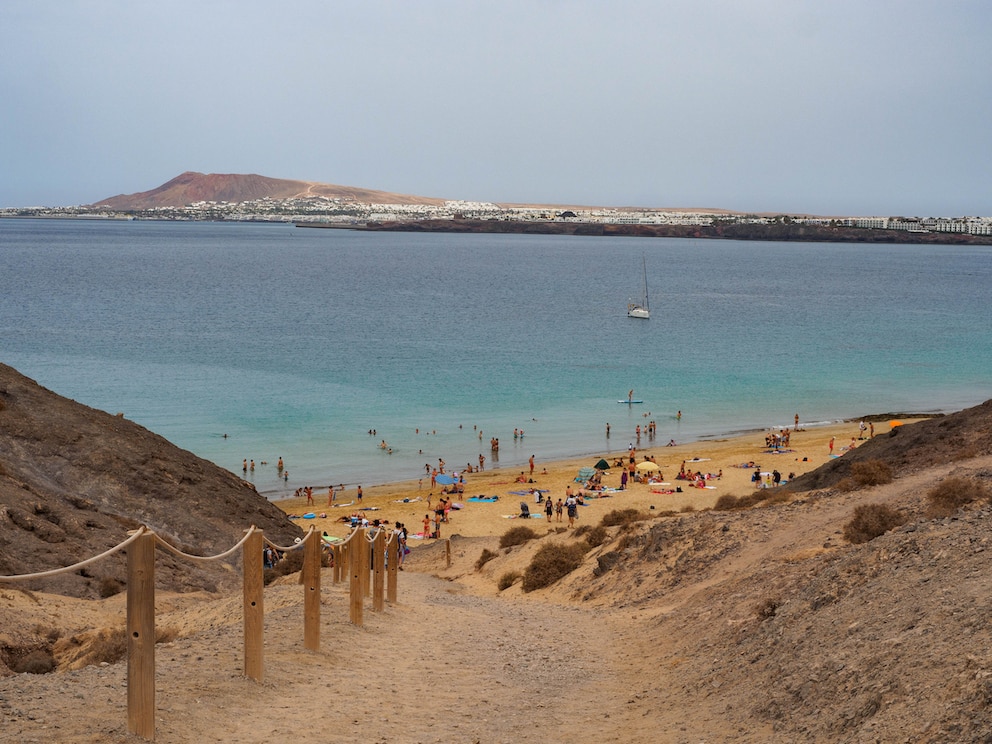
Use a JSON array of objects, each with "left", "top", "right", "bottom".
[
  {"left": 636, "top": 461, "right": 660, "bottom": 472},
  {"left": 594, "top": 458, "right": 611, "bottom": 470},
  {"left": 435, "top": 473, "right": 457, "bottom": 485},
  {"left": 576, "top": 467, "right": 596, "bottom": 479}
]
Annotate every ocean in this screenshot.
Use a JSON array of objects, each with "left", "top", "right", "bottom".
[{"left": 2, "top": 218, "right": 990, "bottom": 498}]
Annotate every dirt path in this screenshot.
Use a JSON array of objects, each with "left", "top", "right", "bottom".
[{"left": 2, "top": 572, "right": 667, "bottom": 743}]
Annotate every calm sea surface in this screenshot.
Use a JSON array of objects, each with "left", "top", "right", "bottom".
[{"left": 2, "top": 218, "right": 990, "bottom": 497}]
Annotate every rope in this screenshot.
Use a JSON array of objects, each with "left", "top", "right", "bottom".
[
  {"left": 263, "top": 526, "right": 317, "bottom": 553},
  {"left": 0, "top": 526, "right": 148, "bottom": 583},
  {"left": 153, "top": 525, "right": 258, "bottom": 564}
]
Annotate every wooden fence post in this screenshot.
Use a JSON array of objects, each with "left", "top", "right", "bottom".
[
  {"left": 445, "top": 538, "right": 451, "bottom": 568},
  {"left": 372, "top": 530, "right": 385, "bottom": 612},
  {"left": 243, "top": 529, "right": 264, "bottom": 682},
  {"left": 303, "top": 531, "right": 321, "bottom": 650},
  {"left": 332, "top": 544, "right": 341, "bottom": 584},
  {"left": 127, "top": 530, "right": 156, "bottom": 741},
  {"left": 349, "top": 529, "right": 365, "bottom": 626},
  {"left": 387, "top": 534, "right": 398, "bottom": 604},
  {"left": 363, "top": 532, "right": 372, "bottom": 599}
]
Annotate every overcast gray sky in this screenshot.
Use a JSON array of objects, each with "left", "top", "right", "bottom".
[{"left": 2, "top": 0, "right": 989, "bottom": 215}]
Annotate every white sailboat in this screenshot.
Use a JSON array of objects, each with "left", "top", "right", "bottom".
[{"left": 627, "top": 256, "right": 650, "bottom": 319}]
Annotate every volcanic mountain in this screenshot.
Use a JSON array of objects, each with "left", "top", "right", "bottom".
[{"left": 92, "top": 171, "right": 447, "bottom": 210}]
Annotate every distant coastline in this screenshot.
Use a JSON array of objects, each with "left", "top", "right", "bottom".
[{"left": 313, "top": 218, "right": 992, "bottom": 246}]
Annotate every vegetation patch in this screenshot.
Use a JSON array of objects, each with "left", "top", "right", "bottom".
[
  {"left": 497, "top": 571, "right": 521, "bottom": 591},
  {"left": 475, "top": 548, "right": 498, "bottom": 571},
  {"left": 499, "top": 525, "right": 539, "bottom": 549},
  {"left": 584, "top": 525, "right": 609, "bottom": 548},
  {"left": 522, "top": 542, "right": 589, "bottom": 592},
  {"left": 850, "top": 459, "right": 894, "bottom": 487},
  {"left": 843, "top": 503, "right": 907, "bottom": 544},
  {"left": 600, "top": 508, "right": 646, "bottom": 527},
  {"left": 925, "top": 476, "right": 992, "bottom": 518}
]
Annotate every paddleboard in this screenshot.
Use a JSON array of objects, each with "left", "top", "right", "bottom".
[{"left": 618, "top": 400, "right": 644, "bottom": 404}]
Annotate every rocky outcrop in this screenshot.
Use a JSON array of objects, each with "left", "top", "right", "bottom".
[{"left": 0, "top": 363, "right": 302, "bottom": 598}]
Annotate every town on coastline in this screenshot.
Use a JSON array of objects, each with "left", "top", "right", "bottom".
[{"left": 5, "top": 199, "right": 991, "bottom": 239}]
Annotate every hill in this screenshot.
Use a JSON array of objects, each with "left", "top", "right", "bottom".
[
  {"left": 92, "top": 171, "right": 447, "bottom": 210},
  {"left": 0, "top": 362, "right": 301, "bottom": 598}
]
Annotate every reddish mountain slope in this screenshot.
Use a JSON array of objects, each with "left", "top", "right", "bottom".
[{"left": 93, "top": 171, "right": 446, "bottom": 209}]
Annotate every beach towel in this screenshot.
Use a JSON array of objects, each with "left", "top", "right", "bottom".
[
  {"left": 509, "top": 489, "right": 548, "bottom": 496},
  {"left": 467, "top": 496, "right": 499, "bottom": 503}
]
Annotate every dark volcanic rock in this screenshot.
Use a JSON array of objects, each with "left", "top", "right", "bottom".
[{"left": 0, "top": 363, "right": 302, "bottom": 598}]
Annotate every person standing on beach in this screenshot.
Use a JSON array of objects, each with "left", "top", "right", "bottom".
[
  {"left": 529, "top": 454, "right": 535, "bottom": 476},
  {"left": 555, "top": 498, "right": 564, "bottom": 522},
  {"left": 357, "top": 485, "right": 363, "bottom": 503},
  {"left": 794, "top": 414, "right": 799, "bottom": 431},
  {"left": 829, "top": 437, "right": 835, "bottom": 454},
  {"left": 565, "top": 493, "right": 578, "bottom": 528},
  {"left": 327, "top": 485, "right": 334, "bottom": 506},
  {"left": 545, "top": 495, "right": 554, "bottom": 521},
  {"left": 478, "top": 453, "right": 485, "bottom": 471}
]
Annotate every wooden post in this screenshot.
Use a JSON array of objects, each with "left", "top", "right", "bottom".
[
  {"left": 363, "top": 531, "right": 372, "bottom": 599},
  {"left": 303, "top": 531, "right": 321, "bottom": 650},
  {"left": 446, "top": 538, "right": 451, "bottom": 568},
  {"left": 243, "top": 529, "right": 264, "bottom": 682},
  {"left": 332, "top": 544, "right": 341, "bottom": 584},
  {"left": 127, "top": 530, "right": 156, "bottom": 741},
  {"left": 372, "top": 529, "right": 385, "bottom": 612},
  {"left": 386, "top": 534, "right": 398, "bottom": 604},
  {"left": 349, "top": 530, "right": 365, "bottom": 626}
]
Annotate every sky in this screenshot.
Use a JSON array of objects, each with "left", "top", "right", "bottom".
[{"left": 1, "top": 1, "right": 990, "bottom": 216}]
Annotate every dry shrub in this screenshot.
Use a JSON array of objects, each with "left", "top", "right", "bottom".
[
  {"left": 572, "top": 524, "right": 591, "bottom": 537},
  {"left": 600, "top": 508, "right": 644, "bottom": 527},
  {"left": 926, "top": 476, "right": 992, "bottom": 518},
  {"left": 843, "top": 503, "right": 907, "bottom": 544},
  {"left": 713, "top": 494, "right": 740, "bottom": 511},
  {"left": 679, "top": 505, "right": 695, "bottom": 513},
  {"left": 10, "top": 649, "right": 56, "bottom": 674},
  {"left": 522, "top": 542, "right": 588, "bottom": 592},
  {"left": 835, "top": 477, "right": 857, "bottom": 492},
  {"left": 99, "top": 576, "right": 124, "bottom": 598},
  {"left": 584, "top": 525, "right": 609, "bottom": 548},
  {"left": 755, "top": 598, "right": 779, "bottom": 620},
  {"left": 83, "top": 628, "right": 128, "bottom": 666},
  {"left": 499, "top": 525, "right": 538, "bottom": 549},
  {"left": 59, "top": 625, "right": 179, "bottom": 670},
  {"left": 475, "top": 548, "right": 498, "bottom": 571},
  {"left": 850, "top": 459, "right": 894, "bottom": 487},
  {"left": 762, "top": 490, "right": 792, "bottom": 505},
  {"left": 497, "top": 571, "right": 521, "bottom": 591}
]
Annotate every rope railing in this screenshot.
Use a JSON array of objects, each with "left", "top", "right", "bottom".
[
  {"left": 0, "top": 521, "right": 402, "bottom": 742},
  {"left": 262, "top": 525, "right": 318, "bottom": 552},
  {"left": 153, "top": 525, "right": 258, "bottom": 564},
  {"left": 0, "top": 526, "right": 148, "bottom": 582}
]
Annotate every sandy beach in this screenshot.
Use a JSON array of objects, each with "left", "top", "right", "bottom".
[{"left": 275, "top": 419, "right": 901, "bottom": 544}]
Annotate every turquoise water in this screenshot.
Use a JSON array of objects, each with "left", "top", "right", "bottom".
[{"left": 2, "top": 218, "right": 991, "bottom": 497}]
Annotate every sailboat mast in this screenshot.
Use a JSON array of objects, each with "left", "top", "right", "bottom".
[{"left": 642, "top": 255, "right": 649, "bottom": 312}]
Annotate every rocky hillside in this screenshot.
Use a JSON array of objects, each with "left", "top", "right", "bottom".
[
  {"left": 455, "top": 401, "right": 992, "bottom": 742},
  {"left": 92, "top": 171, "right": 446, "bottom": 210},
  {"left": 0, "top": 363, "right": 301, "bottom": 598}
]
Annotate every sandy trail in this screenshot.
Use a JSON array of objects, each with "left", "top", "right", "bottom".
[{"left": 3, "top": 572, "right": 658, "bottom": 744}]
